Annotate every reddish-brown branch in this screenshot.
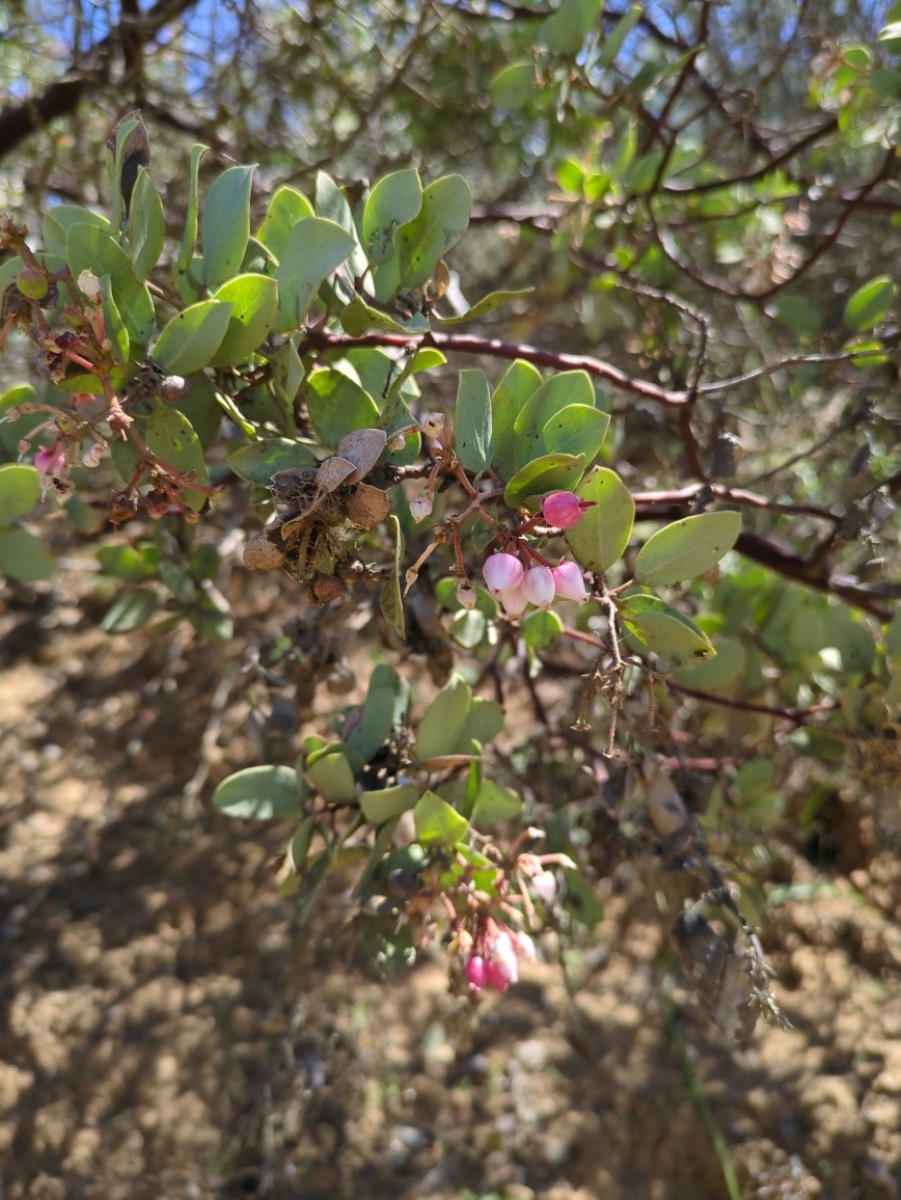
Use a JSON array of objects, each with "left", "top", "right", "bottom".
[{"left": 301, "top": 330, "right": 687, "bottom": 407}]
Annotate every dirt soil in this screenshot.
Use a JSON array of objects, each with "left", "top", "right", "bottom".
[{"left": 2, "top": 574, "right": 901, "bottom": 1200}]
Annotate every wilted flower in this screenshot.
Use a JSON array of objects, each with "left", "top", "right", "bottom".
[
  {"left": 421, "top": 411, "right": 446, "bottom": 439},
  {"left": 520, "top": 565, "right": 555, "bottom": 609},
  {"left": 542, "top": 491, "right": 593, "bottom": 529},
  {"left": 34, "top": 442, "right": 68, "bottom": 491},
  {"left": 455, "top": 577, "right": 477, "bottom": 610},
  {"left": 483, "top": 552, "right": 524, "bottom": 597},
  {"left": 551, "top": 559, "right": 587, "bottom": 602},
  {"left": 409, "top": 490, "right": 434, "bottom": 522}
]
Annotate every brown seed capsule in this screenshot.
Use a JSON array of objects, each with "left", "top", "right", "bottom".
[
  {"left": 160, "top": 375, "right": 191, "bottom": 402},
  {"left": 335, "top": 427, "right": 387, "bottom": 483},
  {"left": 316, "top": 455, "right": 357, "bottom": 493},
  {"left": 109, "top": 489, "right": 140, "bottom": 525},
  {"left": 243, "top": 529, "right": 286, "bottom": 571},
  {"left": 345, "top": 483, "right": 390, "bottom": 529},
  {"left": 312, "top": 574, "right": 344, "bottom": 602}
]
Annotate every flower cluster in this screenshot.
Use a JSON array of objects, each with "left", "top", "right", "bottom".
[
  {"left": 482, "top": 493, "right": 591, "bottom": 616},
  {"left": 462, "top": 918, "right": 537, "bottom": 993}
]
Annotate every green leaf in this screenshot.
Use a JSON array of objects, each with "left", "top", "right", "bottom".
[
  {"left": 208, "top": 273, "right": 278, "bottom": 367},
  {"left": 362, "top": 169, "right": 423, "bottom": 265},
  {"left": 416, "top": 674, "right": 472, "bottom": 761},
  {"left": 153, "top": 299, "right": 233, "bottom": 375},
  {"left": 145, "top": 406, "right": 209, "bottom": 511},
  {"left": 514, "top": 371, "right": 595, "bottom": 469},
  {"left": 340, "top": 296, "right": 411, "bottom": 335},
  {"left": 455, "top": 698, "right": 505, "bottom": 751},
  {"left": 563, "top": 868, "right": 604, "bottom": 926},
  {"left": 99, "top": 274, "right": 129, "bottom": 366},
  {"left": 306, "top": 368, "right": 380, "bottom": 446},
  {"left": 257, "top": 185, "right": 315, "bottom": 259},
  {"left": 361, "top": 783, "right": 419, "bottom": 824},
  {"left": 503, "top": 452, "right": 586, "bottom": 508},
  {"left": 0, "top": 526, "right": 54, "bottom": 581},
  {"left": 598, "top": 4, "right": 642, "bottom": 68},
  {"left": 621, "top": 599, "right": 716, "bottom": 669},
  {"left": 413, "top": 790, "right": 469, "bottom": 846},
  {"left": 843, "top": 275, "right": 897, "bottom": 332},
  {"left": 314, "top": 171, "right": 369, "bottom": 279},
  {"left": 490, "top": 60, "right": 535, "bottom": 110},
  {"left": 672, "top": 637, "right": 746, "bottom": 694},
  {"left": 0, "top": 463, "right": 41, "bottom": 524},
  {"left": 129, "top": 168, "right": 165, "bottom": 281},
  {"left": 66, "top": 222, "right": 154, "bottom": 344},
  {"left": 226, "top": 437, "right": 317, "bottom": 485},
  {"left": 634, "top": 511, "right": 741, "bottom": 585},
  {"left": 540, "top": 0, "right": 602, "bottom": 54},
  {"left": 201, "top": 164, "right": 255, "bottom": 288},
  {"left": 176, "top": 143, "right": 208, "bottom": 273},
  {"left": 491, "top": 359, "right": 543, "bottom": 482},
  {"left": 454, "top": 368, "right": 492, "bottom": 472},
  {"left": 450, "top": 610, "right": 488, "bottom": 649},
  {"left": 435, "top": 287, "right": 534, "bottom": 326},
  {"left": 287, "top": 814, "right": 316, "bottom": 873},
  {"left": 377, "top": 175, "right": 472, "bottom": 297},
  {"left": 540, "top": 403, "right": 609, "bottom": 462},
  {"left": 565, "top": 467, "right": 635, "bottom": 574},
  {"left": 96, "top": 544, "right": 158, "bottom": 582},
  {"left": 521, "top": 609, "right": 564, "bottom": 651},
  {"left": 100, "top": 588, "right": 160, "bottom": 633},
  {"left": 213, "top": 764, "right": 301, "bottom": 820},
  {"left": 305, "top": 744, "right": 359, "bottom": 803},
  {"left": 471, "top": 779, "right": 523, "bottom": 826},
  {"left": 43, "top": 205, "right": 109, "bottom": 256},
  {"left": 347, "top": 663, "right": 410, "bottom": 763},
  {"left": 274, "top": 217, "right": 355, "bottom": 333},
  {"left": 379, "top": 514, "right": 406, "bottom": 639}
]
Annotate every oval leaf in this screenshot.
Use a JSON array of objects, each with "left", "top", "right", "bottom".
[
  {"left": 306, "top": 369, "right": 380, "bottom": 446},
  {"left": 416, "top": 674, "right": 472, "bottom": 761},
  {"left": 362, "top": 169, "right": 423, "bottom": 265},
  {"left": 100, "top": 588, "right": 160, "bottom": 633},
  {"left": 257, "top": 185, "right": 315, "bottom": 259},
  {"left": 201, "top": 163, "right": 255, "bottom": 288},
  {"left": 209, "top": 273, "right": 278, "bottom": 367},
  {"left": 634, "top": 511, "right": 741, "bottom": 585},
  {"left": 413, "top": 790, "right": 469, "bottom": 846},
  {"left": 504, "top": 452, "right": 586, "bottom": 508},
  {"left": 843, "top": 275, "right": 897, "bottom": 332},
  {"left": 0, "top": 463, "right": 41, "bottom": 524},
  {"left": 226, "top": 437, "right": 317, "bottom": 485},
  {"left": 565, "top": 467, "right": 635, "bottom": 574},
  {"left": 129, "top": 168, "right": 165, "bottom": 282},
  {"left": 274, "top": 217, "right": 355, "bottom": 333},
  {"left": 153, "top": 299, "right": 233, "bottom": 374},
  {"left": 214, "top": 764, "right": 301, "bottom": 820},
  {"left": 621, "top": 603, "right": 716, "bottom": 669},
  {"left": 306, "top": 747, "right": 358, "bottom": 804},
  {"left": 455, "top": 368, "right": 493, "bottom": 473},
  {"left": 361, "top": 783, "right": 419, "bottom": 824},
  {"left": 471, "top": 779, "right": 524, "bottom": 826},
  {"left": 145, "top": 406, "right": 209, "bottom": 510},
  {"left": 0, "top": 525, "right": 54, "bottom": 581},
  {"left": 540, "top": 403, "right": 609, "bottom": 462}
]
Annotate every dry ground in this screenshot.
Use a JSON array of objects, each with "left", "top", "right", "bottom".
[{"left": 1, "top": 573, "right": 901, "bottom": 1200}]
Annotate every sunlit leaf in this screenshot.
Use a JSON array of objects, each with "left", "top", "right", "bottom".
[
  {"left": 503, "top": 452, "right": 586, "bottom": 508},
  {"left": 565, "top": 467, "right": 635, "bottom": 574},
  {"left": 213, "top": 765, "right": 301, "bottom": 819},
  {"left": 454, "top": 368, "right": 492, "bottom": 472},
  {"left": 0, "top": 463, "right": 41, "bottom": 524},
  {"left": 145, "top": 405, "right": 209, "bottom": 510},
  {"left": 413, "top": 790, "right": 469, "bottom": 846},
  {"left": 129, "top": 168, "right": 165, "bottom": 281},
  {"left": 201, "top": 163, "right": 255, "bottom": 288},
  {"left": 843, "top": 275, "right": 897, "bottom": 332},
  {"left": 361, "top": 783, "right": 419, "bottom": 824},
  {"left": 153, "top": 299, "right": 233, "bottom": 375},
  {"left": 416, "top": 674, "right": 471, "bottom": 761},
  {"left": 208, "top": 273, "right": 278, "bottom": 366},
  {"left": 634, "top": 511, "right": 741, "bottom": 585},
  {"left": 257, "top": 185, "right": 315, "bottom": 259},
  {"left": 362, "top": 168, "right": 422, "bottom": 265},
  {"left": 274, "top": 217, "right": 356, "bottom": 332}
]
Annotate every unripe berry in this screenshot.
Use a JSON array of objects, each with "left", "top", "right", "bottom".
[
  {"left": 15, "top": 268, "right": 48, "bottom": 301},
  {"left": 542, "top": 490, "right": 593, "bottom": 529}
]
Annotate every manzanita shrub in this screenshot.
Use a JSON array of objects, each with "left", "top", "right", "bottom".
[{"left": 2, "top": 108, "right": 895, "bottom": 1031}]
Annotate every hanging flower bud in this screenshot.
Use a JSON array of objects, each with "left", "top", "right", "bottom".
[
  {"left": 466, "top": 955, "right": 488, "bottom": 991},
  {"left": 409, "top": 490, "right": 434, "bottom": 522},
  {"left": 531, "top": 870, "right": 559, "bottom": 904},
  {"left": 520, "top": 565, "right": 555, "bottom": 609},
  {"left": 485, "top": 929, "right": 519, "bottom": 990},
  {"left": 496, "top": 587, "right": 527, "bottom": 617},
  {"left": 551, "top": 560, "right": 588, "bottom": 602},
  {"left": 483, "top": 552, "right": 524, "bottom": 598},
  {"left": 542, "top": 491, "right": 593, "bottom": 529}
]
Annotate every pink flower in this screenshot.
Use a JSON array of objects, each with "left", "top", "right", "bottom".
[
  {"left": 542, "top": 491, "right": 593, "bottom": 529},
  {"left": 513, "top": 931, "right": 537, "bottom": 962},
  {"left": 483, "top": 552, "right": 524, "bottom": 597},
  {"left": 520, "top": 565, "right": 555, "bottom": 609},
  {"left": 531, "top": 870, "right": 559, "bottom": 904},
  {"left": 498, "top": 586, "right": 529, "bottom": 617},
  {"left": 466, "top": 954, "right": 488, "bottom": 991},
  {"left": 552, "top": 560, "right": 588, "bottom": 602},
  {"left": 485, "top": 929, "right": 519, "bottom": 990},
  {"left": 34, "top": 443, "right": 67, "bottom": 489}
]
